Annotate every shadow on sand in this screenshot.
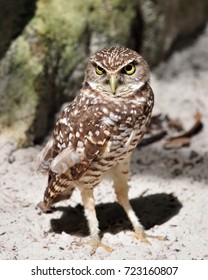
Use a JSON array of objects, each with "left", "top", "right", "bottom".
[{"left": 50, "top": 193, "right": 182, "bottom": 237}]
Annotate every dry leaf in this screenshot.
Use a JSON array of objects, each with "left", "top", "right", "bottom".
[
  {"left": 163, "top": 112, "right": 203, "bottom": 149},
  {"left": 163, "top": 137, "right": 190, "bottom": 149}
]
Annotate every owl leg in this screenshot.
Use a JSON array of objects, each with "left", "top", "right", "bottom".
[
  {"left": 112, "top": 160, "right": 164, "bottom": 244},
  {"left": 75, "top": 188, "right": 113, "bottom": 255}
]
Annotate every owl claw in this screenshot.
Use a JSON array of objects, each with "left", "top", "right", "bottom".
[
  {"left": 130, "top": 230, "right": 165, "bottom": 244},
  {"left": 73, "top": 238, "right": 113, "bottom": 255}
]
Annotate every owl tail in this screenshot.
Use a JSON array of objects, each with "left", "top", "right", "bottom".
[{"left": 39, "top": 171, "right": 75, "bottom": 213}]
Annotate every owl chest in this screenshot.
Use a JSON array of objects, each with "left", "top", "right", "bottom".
[{"left": 101, "top": 119, "right": 146, "bottom": 163}]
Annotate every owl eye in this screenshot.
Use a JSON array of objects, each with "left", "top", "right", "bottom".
[
  {"left": 123, "top": 63, "right": 135, "bottom": 75},
  {"left": 95, "top": 65, "right": 105, "bottom": 75}
]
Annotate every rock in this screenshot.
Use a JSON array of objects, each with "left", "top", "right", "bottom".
[
  {"left": 0, "top": 0, "right": 36, "bottom": 60},
  {"left": 0, "top": 0, "right": 207, "bottom": 146},
  {"left": 0, "top": 0, "right": 89, "bottom": 145},
  {"left": 139, "top": 0, "right": 208, "bottom": 66}
]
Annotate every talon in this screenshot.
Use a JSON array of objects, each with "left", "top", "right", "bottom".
[
  {"left": 129, "top": 231, "right": 151, "bottom": 244},
  {"left": 98, "top": 242, "right": 113, "bottom": 253},
  {"left": 145, "top": 234, "right": 166, "bottom": 241},
  {"left": 130, "top": 229, "right": 166, "bottom": 244},
  {"left": 73, "top": 238, "right": 113, "bottom": 255}
]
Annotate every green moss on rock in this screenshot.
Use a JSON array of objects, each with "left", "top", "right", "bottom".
[
  {"left": 0, "top": 35, "right": 43, "bottom": 145},
  {"left": 0, "top": 0, "right": 207, "bottom": 146}
]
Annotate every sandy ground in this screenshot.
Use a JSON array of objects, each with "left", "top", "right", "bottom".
[{"left": 1, "top": 25, "right": 208, "bottom": 260}]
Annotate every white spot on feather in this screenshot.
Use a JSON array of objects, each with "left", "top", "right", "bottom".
[
  {"left": 124, "top": 130, "right": 136, "bottom": 147},
  {"left": 88, "top": 131, "right": 93, "bottom": 137},
  {"left": 57, "top": 143, "right": 62, "bottom": 149},
  {"left": 77, "top": 141, "right": 84, "bottom": 148},
  {"left": 62, "top": 143, "right": 66, "bottom": 149},
  {"left": 60, "top": 117, "right": 67, "bottom": 125},
  {"left": 76, "top": 131, "right": 80, "bottom": 138},
  {"left": 104, "top": 130, "right": 110, "bottom": 136},
  {"left": 102, "top": 107, "right": 109, "bottom": 114},
  {"left": 73, "top": 109, "right": 78, "bottom": 115},
  {"left": 102, "top": 116, "right": 114, "bottom": 126},
  {"left": 59, "top": 131, "right": 63, "bottom": 139},
  {"left": 109, "top": 112, "right": 118, "bottom": 121}
]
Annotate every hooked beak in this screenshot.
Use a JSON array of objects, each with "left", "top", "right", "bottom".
[{"left": 109, "top": 75, "right": 118, "bottom": 94}]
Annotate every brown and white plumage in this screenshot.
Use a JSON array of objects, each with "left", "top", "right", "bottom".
[{"left": 36, "top": 47, "right": 158, "bottom": 254}]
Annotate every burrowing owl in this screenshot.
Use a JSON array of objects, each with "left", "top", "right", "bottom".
[{"left": 36, "top": 47, "right": 159, "bottom": 254}]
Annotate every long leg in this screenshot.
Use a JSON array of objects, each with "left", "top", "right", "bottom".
[
  {"left": 75, "top": 187, "right": 113, "bottom": 255},
  {"left": 81, "top": 188, "right": 99, "bottom": 239},
  {"left": 111, "top": 157, "right": 163, "bottom": 243}
]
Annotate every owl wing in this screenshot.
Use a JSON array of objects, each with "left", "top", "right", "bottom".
[
  {"left": 50, "top": 125, "right": 111, "bottom": 180},
  {"left": 35, "top": 139, "right": 78, "bottom": 174},
  {"left": 70, "top": 127, "right": 110, "bottom": 180},
  {"left": 35, "top": 99, "right": 114, "bottom": 180},
  {"left": 35, "top": 138, "right": 57, "bottom": 172}
]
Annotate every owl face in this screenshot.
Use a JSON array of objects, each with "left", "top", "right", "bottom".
[{"left": 84, "top": 47, "right": 150, "bottom": 97}]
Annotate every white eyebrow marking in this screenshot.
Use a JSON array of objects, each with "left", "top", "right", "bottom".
[
  {"left": 88, "top": 81, "right": 97, "bottom": 90},
  {"left": 131, "top": 81, "right": 144, "bottom": 90}
]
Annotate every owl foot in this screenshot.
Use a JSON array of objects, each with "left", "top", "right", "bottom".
[
  {"left": 130, "top": 229, "right": 165, "bottom": 244},
  {"left": 73, "top": 237, "right": 113, "bottom": 255}
]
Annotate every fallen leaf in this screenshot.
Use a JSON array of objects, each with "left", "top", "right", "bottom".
[
  {"left": 167, "top": 112, "right": 203, "bottom": 140},
  {"left": 163, "top": 112, "right": 203, "bottom": 149},
  {"left": 167, "top": 118, "right": 184, "bottom": 132},
  {"left": 163, "top": 137, "right": 190, "bottom": 149}
]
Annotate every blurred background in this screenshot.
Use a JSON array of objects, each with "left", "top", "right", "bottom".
[{"left": 0, "top": 0, "right": 208, "bottom": 146}]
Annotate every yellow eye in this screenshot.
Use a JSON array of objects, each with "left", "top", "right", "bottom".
[
  {"left": 123, "top": 63, "right": 135, "bottom": 75},
  {"left": 95, "top": 65, "right": 105, "bottom": 75}
]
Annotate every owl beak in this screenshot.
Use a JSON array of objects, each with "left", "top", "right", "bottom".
[{"left": 109, "top": 75, "right": 118, "bottom": 94}]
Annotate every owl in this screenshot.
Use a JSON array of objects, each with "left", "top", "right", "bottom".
[{"left": 36, "top": 47, "right": 161, "bottom": 254}]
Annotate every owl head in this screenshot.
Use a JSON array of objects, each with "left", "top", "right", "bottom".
[{"left": 84, "top": 47, "right": 150, "bottom": 97}]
